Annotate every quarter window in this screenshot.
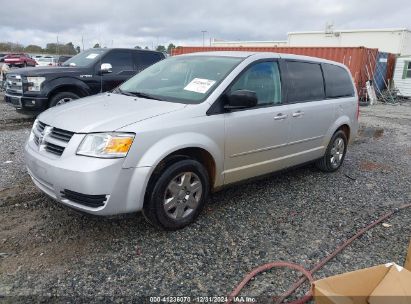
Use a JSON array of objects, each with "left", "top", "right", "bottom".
[
  {"left": 286, "top": 61, "right": 325, "bottom": 102},
  {"left": 322, "top": 63, "right": 354, "bottom": 98},
  {"left": 230, "top": 61, "right": 282, "bottom": 106}
]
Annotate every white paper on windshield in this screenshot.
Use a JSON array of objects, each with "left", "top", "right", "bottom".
[
  {"left": 86, "top": 53, "right": 99, "bottom": 59},
  {"left": 184, "top": 78, "right": 216, "bottom": 94}
]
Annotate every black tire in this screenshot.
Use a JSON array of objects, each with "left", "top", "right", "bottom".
[
  {"left": 315, "top": 130, "right": 348, "bottom": 172},
  {"left": 143, "top": 159, "right": 209, "bottom": 230},
  {"left": 49, "top": 92, "right": 80, "bottom": 108}
]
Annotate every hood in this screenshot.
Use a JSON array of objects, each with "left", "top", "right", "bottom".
[
  {"left": 38, "top": 93, "right": 187, "bottom": 133},
  {"left": 8, "top": 66, "right": 88, "bottom": 76}
]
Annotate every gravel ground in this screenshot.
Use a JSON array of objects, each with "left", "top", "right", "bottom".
[
  {"left": 0, "top": 92, "right": 36, "bottom": 130},
  {"left": 0, "top": 97, "right": 410, "bottom": 303}
]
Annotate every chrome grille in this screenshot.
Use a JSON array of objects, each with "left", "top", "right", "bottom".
[
  {"left": 5, "top": 74, "right": 23, "bottom": 95},
  {"left": 33, "top": 134, "right": 40, "bottom": 146},
  {"left": 36, "top": 121, "right": 46, "bottom": 133},
  {"left": 49, "top": 128, "right": 74, "bottom": 142},
  {"left": 44, "top": 142, "right": 66, "bottom": 155},
  {"left": 32, "top": 121, "right": 74, "bottom": 157}
]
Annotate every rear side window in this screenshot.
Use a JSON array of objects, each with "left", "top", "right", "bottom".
[
  {"left": 136, "top": 52, "right": 163, "bottom": 70},
  {"left": 323, "top": 63, "right": 354, "bottom": 98},
  {"left": 102, "top": 50, "right": 134, "bottom": 74},
  {"left": 286, "top": 61, "right": 325, "bottom": 102}
]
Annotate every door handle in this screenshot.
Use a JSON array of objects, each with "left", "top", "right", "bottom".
[
  {"left": 292, "top": 111, "right": 304, "bottom": 118},
  {"left": 274, "top": 113, "right": 288, "bottom": 120}
]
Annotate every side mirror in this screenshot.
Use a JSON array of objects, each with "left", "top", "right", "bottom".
[
  {"left": 224, "top": 90, "right": 258, "bottom": 110},
  {"left": 100, "top": 63, "right": 112, "bottom": 74}
]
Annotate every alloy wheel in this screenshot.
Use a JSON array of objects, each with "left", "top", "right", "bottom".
[
  {"left": 56, "top": 97, "right": 73, "bottom": 105},
  {"left": 330, "top": 137, "right": 345, "bottom": 168},
  {"left": 163, "top": 172, "right": 203, "bottom": 220}
]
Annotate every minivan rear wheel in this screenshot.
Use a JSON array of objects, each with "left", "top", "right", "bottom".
[
  {"left": 315, "top": 130, "right": 347, "bottom": 172},
  {"left": 143, "top": 159, "right": 209, "bottom": 230}
]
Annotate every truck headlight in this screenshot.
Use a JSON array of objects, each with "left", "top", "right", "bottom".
[
  {"left": 27, "top": 77, "right": 46, "bottom": 92},
  {"left": 77, "top": 133, "right": 135, "bottom": 158}
]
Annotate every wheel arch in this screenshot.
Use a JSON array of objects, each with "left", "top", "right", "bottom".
[
  {"left": 124, "top": 131, "right": 223, "bottom": 188},
  {"left": 323, "top": 116, "right": 353, "bottom": 147},
  {"left": 44, "top": 78, "right": 91, "bottom": 100},
  {"left": 48, "top": 85, "right": 88, "bottom": 100},
  {"left": 149, "top": 147, "right": 217, "bottom": 190},
  {"left": 337, "top": 124, "right": 350, "bottom": 142}
]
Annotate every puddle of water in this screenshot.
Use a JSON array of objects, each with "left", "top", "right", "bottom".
[
  {"left": 359, "top": 161, "right": 391, "bottom": 172},
  {"left": 357, "top": 127, "right": 384, "bottom": 140},
  {"left": 373, "top": 129, "right": 384, "bottom": 139}
]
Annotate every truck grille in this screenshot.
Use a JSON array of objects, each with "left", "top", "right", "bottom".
[
  {"left": 5, "top": 74, "right": 23, "bottom": 95},
  {"left": 60, "top": 189, "right": 107, "bottom": 208},
  {"left": 32, "top": 121, "right": 74, "bottom": 157}
]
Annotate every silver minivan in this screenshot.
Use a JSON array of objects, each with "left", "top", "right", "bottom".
[{"left": 24, "top": 52, "right": 359, "bottom": 230}]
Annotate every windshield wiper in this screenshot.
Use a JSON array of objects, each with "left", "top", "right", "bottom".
[
  {"left": 113, "top": 88, "right": 162, "bottom": 100},
  {"left": 128, "top": 91, "right": 163, "bottom": 101},
  {"left": 114, "top": 87, "right": 136, "bottom": 96}
]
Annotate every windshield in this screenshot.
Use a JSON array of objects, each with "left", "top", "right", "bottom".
[
  {"left": 62, "top": 49, "right": 106, "bottom": 67},
  {"left": 119, "top": 55, "right": 243, "bottom": 104}
]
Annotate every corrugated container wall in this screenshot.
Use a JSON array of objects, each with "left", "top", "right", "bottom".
[
  {"left": 172, "top": 46, "right": 394, "bottom": 98},
  {"left": 386, "top": 53, "right": 397, "bottom": 84}
]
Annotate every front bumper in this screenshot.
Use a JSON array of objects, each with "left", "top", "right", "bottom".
[
  {"left": 5, "top": 93, "right": 48, "bottom": 111},
  {"left": 24, "top": 135, "right": 151, "bottom": 216}
]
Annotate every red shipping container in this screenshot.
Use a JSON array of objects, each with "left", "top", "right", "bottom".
[{"left": 171, "top": 46, "right": 387, "bottom": 99}]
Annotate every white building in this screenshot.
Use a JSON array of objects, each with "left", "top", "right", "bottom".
[
  {"left": 211, "top": 39, "right": 287, "bottom": 48},
  {"left": 212, "top": 28, "right": 411, "bottom": 55},
  {"left": 393, "top": 56, "right": 411, "bottom": 97},
  {"left": 288, "top": 28, "right": 411, "bottom": 55}
]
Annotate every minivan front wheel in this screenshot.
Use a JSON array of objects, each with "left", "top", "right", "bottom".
[
  {"left": 143, "top": 159, "right": 209, "bottom": 230},
  {"left": 316, "top": 130, "right": 347, "bottom": 172}
]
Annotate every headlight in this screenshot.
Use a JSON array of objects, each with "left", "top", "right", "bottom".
[
  {"left": 77, "top": 133, "right": 135, "bottom": 158},
  {"left": 26, "top": 76, "right": 46, "bottom": 92},
  {"left": 32, "top": 119, "right": 39, "bottom": 131},
  {"left": 29, "top": 119, "right": 39, "bottom": 141}
]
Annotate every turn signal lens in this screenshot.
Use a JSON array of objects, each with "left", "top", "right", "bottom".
[
  {"left": 77, "top": 133, "right": 135, "bottom": 158},
  {"left": 104, "top": 137, "right": 134, "bottom": 154}
]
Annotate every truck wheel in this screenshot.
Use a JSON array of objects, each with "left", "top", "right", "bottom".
[
  {"left": 49, "top": 92, "right": 80, "bottom": 107},
  {"left": 143, "top": 159, "right": 209, "bottom": 230},
  {"left": 315, "top": 130, "right": 347, "bottom": 172}
]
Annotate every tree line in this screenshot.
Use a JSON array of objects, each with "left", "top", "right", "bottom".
[
  {"left": 0, "top": 41, "right": 180, "bottom": 55},
  {"left": 0, "top": 42, "right": 79, "bottom": 55},
  {"left": 134, "top": 43, "right": 177, "bottom": 54}
]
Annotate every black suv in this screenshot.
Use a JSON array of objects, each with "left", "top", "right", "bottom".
[{"left": 4, "top": 48, "right": 165, "bottom": 111}]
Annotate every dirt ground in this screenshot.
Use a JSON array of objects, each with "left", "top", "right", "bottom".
[{"left": 0, "top": 96, "right": 410, "bottom": 302}]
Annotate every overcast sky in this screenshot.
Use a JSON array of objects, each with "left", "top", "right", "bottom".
[{"left": 0, "top": 0, "right": 410, "bottom": 49}]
